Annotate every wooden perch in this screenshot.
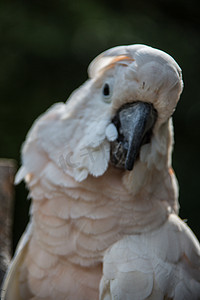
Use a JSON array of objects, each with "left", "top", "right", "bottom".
[{"left": 0, "top": 159, "right": 16, "bottom": 287}]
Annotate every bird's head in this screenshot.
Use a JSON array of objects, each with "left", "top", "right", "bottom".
[
  {"left": 18, "top": 44, "right": 183, "bottom": 189},
  {"left": 65, "top": 44, "right": 183, "bottom": 181}
]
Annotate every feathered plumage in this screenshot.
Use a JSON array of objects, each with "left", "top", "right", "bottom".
[{"left": 1, "top": 44, "right": 200, "bottom": 300}]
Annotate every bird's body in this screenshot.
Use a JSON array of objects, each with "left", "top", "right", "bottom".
[{"left": 1, "top": 44, "right": 200, "bottom": 299}]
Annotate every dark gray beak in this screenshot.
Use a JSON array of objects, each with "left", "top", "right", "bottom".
[{"left": 110, "top": 101, "right": 157, "bottom": 171}]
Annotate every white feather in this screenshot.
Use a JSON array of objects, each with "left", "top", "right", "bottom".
[
  {"left": 105, "top": 123, "right": 118, "bottom": 141},
  {"left": 100, "top": 214, "right": 200, "bottom": 300}
]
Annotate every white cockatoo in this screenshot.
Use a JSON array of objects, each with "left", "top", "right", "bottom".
[{"left": 1, "top": 44, "right": 200, "bottom": 300}]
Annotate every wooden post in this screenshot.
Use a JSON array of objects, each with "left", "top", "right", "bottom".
[{"left": 0, "top": 159, "right": 16, "bottom": 286}]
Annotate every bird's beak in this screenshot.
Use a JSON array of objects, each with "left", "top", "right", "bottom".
[{"left": 110, "top": 102, "right": 157, "bottom": 171}]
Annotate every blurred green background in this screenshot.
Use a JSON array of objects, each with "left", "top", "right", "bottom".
[{"left": 0, "top": 0, "right": 199, "bottom": 251}]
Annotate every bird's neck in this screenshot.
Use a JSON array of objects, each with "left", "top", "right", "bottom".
[{"left": 30, "top": 160, "right": 177, "bottom": 263}]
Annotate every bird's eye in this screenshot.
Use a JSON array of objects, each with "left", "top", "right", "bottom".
[
  {"left": 102, "top": 82, "right": 112, "bottom": 103},
  {"left": 103, "top": 83, "right": 110, "bottom": 96}
]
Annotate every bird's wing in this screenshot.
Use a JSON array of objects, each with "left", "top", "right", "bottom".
[
  {"left": 1, "top": 223, "right": 32, "bottom": 300},
  {"left": 100, "top": 214, "right": 200, "bottom": 300}
]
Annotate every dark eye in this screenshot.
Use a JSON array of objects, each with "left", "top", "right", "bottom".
[
  {"left": 103, "top": 83, "right": 110, "bottom": 97},
  {"left": 102, "top": 82, "right": 112, "bottom": 103}
]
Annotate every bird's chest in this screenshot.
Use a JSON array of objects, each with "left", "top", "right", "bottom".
[
  {"left": 30, "top": 168, "right": 133, "bottom": 259},
  {"left": 22, "top": 234, "right": 102, "bottom": 299},
  {"left": 22, "top": 172, "right": 133, "bottom": 298},
  {"left": 22, "top": 167, "right": 169, "bottom": 299}
]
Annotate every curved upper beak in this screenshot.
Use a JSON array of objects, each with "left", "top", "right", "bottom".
[{"left": 110, "top": 102, "right": 157, "bottom": 171}]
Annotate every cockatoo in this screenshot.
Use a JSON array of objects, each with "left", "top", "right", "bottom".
[{"left": 1, "top": 44, "right": 200, "bottom": 300}]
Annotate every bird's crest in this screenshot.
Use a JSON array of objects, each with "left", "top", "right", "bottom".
[{"left": 88, "top": 54, "right": 134, "bottom": 78}]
